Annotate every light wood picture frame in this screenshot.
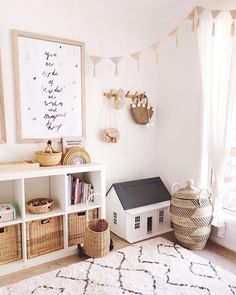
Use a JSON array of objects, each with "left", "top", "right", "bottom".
[
  {"left": 0, "top": 57, "right": 6, "bottom": 143},
  {"left": 12, "top": 30, "right": 85, "bottom": 143}
]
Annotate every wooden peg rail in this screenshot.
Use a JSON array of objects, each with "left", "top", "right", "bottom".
[
  {"left": 125, "top": 91, "right": 147, "bottom": 101},
  {"left": 103, "top": 89, "right": 147, "bottom": 101}
]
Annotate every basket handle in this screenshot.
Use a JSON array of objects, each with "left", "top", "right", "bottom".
[
  {"left": 41, "top": 219, "right": 50, "bottom": 224},
  {"left": 171, "top": 183, "right": 181, "bottom": 194},
  {"left": 86, "top": 193, "right": 102, "bottom": 222}
]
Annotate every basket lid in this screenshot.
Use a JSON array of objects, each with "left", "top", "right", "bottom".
[{"left": 173, "top": 179, "right": 200, "bottom": 200}]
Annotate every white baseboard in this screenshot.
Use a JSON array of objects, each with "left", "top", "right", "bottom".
[{"left": 210, "top": 236, "right": 236, "bottom": 252}]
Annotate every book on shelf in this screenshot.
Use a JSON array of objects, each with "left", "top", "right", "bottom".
[{"left": 67, "top": 175, "right": 94, "bottom": 205}]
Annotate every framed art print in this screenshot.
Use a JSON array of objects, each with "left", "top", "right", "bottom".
[
  {"left": 0, "top": 57, "right": 6, "bottom": 143},
  {"left": 12, "top": 30, "right": 85, "bottom": 143}
]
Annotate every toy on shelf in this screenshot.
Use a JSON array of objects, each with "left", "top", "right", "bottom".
[{"left": 0, "top": 203, "right": 16, "bottom": 223}]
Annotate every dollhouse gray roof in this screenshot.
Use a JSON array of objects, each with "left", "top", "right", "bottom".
[{"left": 107, "top": 177, "right": 171, "bottom": 211}]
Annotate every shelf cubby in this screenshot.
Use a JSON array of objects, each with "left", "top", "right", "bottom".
[{"left": 0, "top": 163, "right": 105, "bottom": 275}]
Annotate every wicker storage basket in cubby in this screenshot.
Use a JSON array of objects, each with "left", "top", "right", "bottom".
[
  {"left": 68, "top": 209, "right": 98, "bottom": 246},
  {"left": 0, "top": 224, "right": 22, "bottom": 265},
  {"left": 26, "top": 216, "right": 64, "bottom": 259}
]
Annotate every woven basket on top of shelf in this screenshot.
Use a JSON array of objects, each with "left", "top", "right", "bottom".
[
  {"left": 35, "top": 140, "right": 62, "bottom": 166},
  {"left": 26, "top": 198, "right": 53, "bottom": 214}
]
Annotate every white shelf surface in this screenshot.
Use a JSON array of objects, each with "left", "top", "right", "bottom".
[
  {"left": 67, "top": 202, "right": 101, "bottom": 214},
  {"left": 0, "top": 163, "right": 105, "bottom": 181},
  {"left": 25, "top": 207, "right": 65, "bottom": 221},
  {"left": 0, "top": 217, "right": 23, "bottom": 227}
]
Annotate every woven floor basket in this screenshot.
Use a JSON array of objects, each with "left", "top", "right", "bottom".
[
  {"left": 170, "top": 179, "right": 213, "bottom": 250},
  {"left": 84, "top": 218, "right": 110, "bottom": 258}
]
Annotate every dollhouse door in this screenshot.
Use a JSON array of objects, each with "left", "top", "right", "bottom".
[{"left": 147, "top": 217, "right": 152, "bottom": 233}]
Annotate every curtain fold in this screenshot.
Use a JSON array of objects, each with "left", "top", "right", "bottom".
[{"left": 197, "top": 11, "right": 236, "bottom": 236}]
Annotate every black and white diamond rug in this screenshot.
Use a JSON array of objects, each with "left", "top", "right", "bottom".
[{"left": 1, "top": 237, "right": 236, "bottom": 294}]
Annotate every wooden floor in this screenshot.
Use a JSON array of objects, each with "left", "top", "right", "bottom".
[{"left": 0, "top": 231, "right": 235, "bottom": 287}]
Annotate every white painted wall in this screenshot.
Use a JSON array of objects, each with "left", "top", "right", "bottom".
[{"left": 0, "top": 0, "right": 202, "bottom": 193}]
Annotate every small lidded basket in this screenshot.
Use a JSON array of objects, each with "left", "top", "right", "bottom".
[
  {"left": 170, "top": 179, "right": 213, "bottom": 250},
  {"left": 35, "top": 140, "right": 62, "bottom": 166}
]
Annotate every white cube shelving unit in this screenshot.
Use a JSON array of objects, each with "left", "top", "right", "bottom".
[{"left": 0, "top": 163, "right": 105, "bottom": 276}]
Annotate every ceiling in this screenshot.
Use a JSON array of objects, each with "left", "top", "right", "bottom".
[
  {"left": 65, "top": 0, "right": 236, "bottom": 27},
  {"left": 66, "top": 0, "right": 196, "bottom": 27}
]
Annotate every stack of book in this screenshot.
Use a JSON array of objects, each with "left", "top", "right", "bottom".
[{"left": 67, "top": 175, "right": 94, "bottom": 205}]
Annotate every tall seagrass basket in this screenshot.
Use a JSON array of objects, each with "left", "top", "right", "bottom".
[
  {"left": 170, "top": 179, "right": 213, "bottom": 250},
  {"left": 83, "top": 193, "right": 110, "bottom": 258}
]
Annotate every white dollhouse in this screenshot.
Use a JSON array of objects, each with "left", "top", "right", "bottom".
[{"left": 106, "top": 177, "right": 172, "bottom": 243}]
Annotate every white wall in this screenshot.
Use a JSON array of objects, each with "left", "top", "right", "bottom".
[{"left": 0, "top": 0, "right": 202, "bottom": 191}]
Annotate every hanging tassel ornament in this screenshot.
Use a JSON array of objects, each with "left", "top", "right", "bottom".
[
  {"left": 131, "top": 52, "right": 142, "bottom": 72},
  {"left": 211, "top": 10, "right": 221, "bottom": 36},
  {"left": 186, "top": 8, "right": 199, "bottom": 32},
  {"left": 195, "top": 7, "right": 204, "bottom": 28},
  {"left": 110, "top": 57, "right": 122, "bottom": 77},
  {"left": 89, "top": 56, "right": 102, "bottom": 77},
  {"left": 150, "top": 42, "right": 160, "bottom": 64},
  {"left": 168, "top": 28, "right": 179, "bottom": 47},
  {"left": 230, "top": 10, "right": 236, "bottom": 36}
]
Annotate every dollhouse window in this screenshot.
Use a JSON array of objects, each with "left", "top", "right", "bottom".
[
  {"left": 159, "top": 210, "right": 164, "bottom": 223},
  {"left": 135, "top": 216, "right": 140, "bottom": 229},
  {"left": 113, "top": 212, "right": 117, "bottom": 225}
]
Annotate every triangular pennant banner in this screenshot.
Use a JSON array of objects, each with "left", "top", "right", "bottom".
[
  {"left": 186, "top": 8, "right": 199, "bottom": 31},
  {"left": 110, "top": 56, "right": 122, "bottom": 77},
  {"left": 211, "top": 10, "right": 221, "bottom": 36},
  {"left": 196, "top": 7, "right": 204, "bottom": 16},
  {"left": 131, "top": 51, "right": 142, "bottom": 71},
  {"left": 168, "top": 28, "right": 179, "bottom": 47},
  {"left": 230, "top": 10, "right": 236, "bottom": 35},
  {"left": 150, "top": 42, "right": 160, "bottom": 64},
  {"left": 211, "top": 10, "right": 221, "bottom": 19},
  {"left": 230, "top": 10, "right": 236, "bottom": 20},
  {"left": 89, "top": 56, "right": 102, "bottom": 77},
  {"left": 186, "top": 10, "right": 194, "bottom": 21}
]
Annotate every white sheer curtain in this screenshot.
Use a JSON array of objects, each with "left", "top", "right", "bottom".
[{"left": 198, "top": 11, "right": 236, "bottom": 236}]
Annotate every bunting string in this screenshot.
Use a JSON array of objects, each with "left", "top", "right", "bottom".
[{"left": 88, "top": 6, "right": 236, "bottom": 76}]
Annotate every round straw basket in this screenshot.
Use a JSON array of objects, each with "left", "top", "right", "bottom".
[
  {"left": 26, "top": 198, "right": 53, "bottom": 214},
  {"left": 35, "top": 151, "right": 62, "bottom": 166},
  {"left": 83, "top": 193, "right": 110, "bottom": 258},
  {"left": 84, "top": 218, "right": 110, "bottom": 258}
]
